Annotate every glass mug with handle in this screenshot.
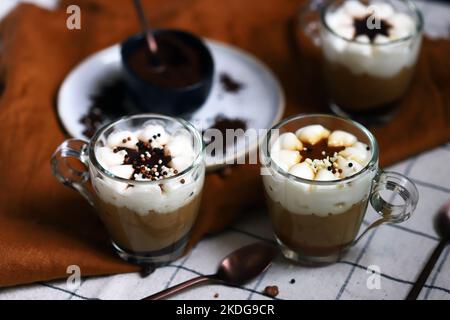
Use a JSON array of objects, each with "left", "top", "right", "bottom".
[
  {"left": 260, "top": 114, "right": 418, "bottom": 265},
  {"left": 51, "top": 114, "right": 205, "bottom": 266},
  {"left": 298, "top": 0, "right": 423, "bottom": 123}
]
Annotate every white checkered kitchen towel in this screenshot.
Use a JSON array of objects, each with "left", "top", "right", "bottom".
[{"left": 0, "top": 0, "right": 449, "bottom": 300}]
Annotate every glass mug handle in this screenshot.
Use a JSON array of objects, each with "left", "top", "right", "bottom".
[
  {"left": 51, "top": 139, "right": 94, "bottom": 206},
  {"left": 354, "top": 171, "right": 419, "bottom": 243}
]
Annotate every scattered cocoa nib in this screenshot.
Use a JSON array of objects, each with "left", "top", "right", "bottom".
[
  {"left": 213, "top": 293, "right": 219, "bottom": 298},
  {"left": 219, "top": 72, "right": 244, "bottom": 93},
  {"left": 264, "top": 285, "right": 279, "bottom": 297}
]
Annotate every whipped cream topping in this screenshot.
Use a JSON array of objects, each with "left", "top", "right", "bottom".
[
  {"left": 92, "top": 122, "right": 204, "bottom": 215},
  {"left": 322, "top": 0, "right": 421, "bottom": 78},
  {"left": 264, "top": 124, "right": 375, "bottom": 216}
]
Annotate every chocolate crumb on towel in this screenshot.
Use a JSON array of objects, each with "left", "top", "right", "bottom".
[{"left": 264, "top": 285, "right": 279, "bottom": 297}]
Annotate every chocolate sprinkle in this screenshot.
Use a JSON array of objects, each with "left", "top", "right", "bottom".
[{"left": 118, "top": 140, "right": 172, "bottom": 181}]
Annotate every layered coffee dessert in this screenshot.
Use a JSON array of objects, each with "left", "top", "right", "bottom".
[
  {"left": 264, "top": 125, "right": 375, "bottom": 257},
  {"left": 91, "top": 123, "right": 204, "bottom": 261},
  {"left": 321, "top": 0, "right": 422, "bottom": 114}
]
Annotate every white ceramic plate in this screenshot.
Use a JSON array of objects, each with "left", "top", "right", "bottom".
[{"left": 57, "top": 39, "right": 285, "bottom": 170}]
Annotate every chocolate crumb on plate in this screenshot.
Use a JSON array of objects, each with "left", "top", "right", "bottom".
[
  {"left": 219, "top": 72, "right": 244, "bottom": 93},
  {"left": 79, "top": 77, "right": 128, "bottom": 138},
  {"left": 290, "top": 279, "right": 295, "bottom": 284},
  {"left": 207, "top": 114, "right": 247, "bottom": 136},
  {"left": 214, "top": 293, "right": 219, "bottom": 298},
  {"left": 263, "top": 285, "right": 279, "bottom": 297},
  {"left": 202, "top": 114, "right": 248, "bottom": 151}
]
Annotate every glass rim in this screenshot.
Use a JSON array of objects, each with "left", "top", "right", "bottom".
[
  {"left": 320, "top": 0, "right": 424, "bottom": 46},
  {"left": 88, "top": 113, "right": 205, "bottom": 185},
  {"left": 262, "top": 113, "right": 379, "bottom": 185}
]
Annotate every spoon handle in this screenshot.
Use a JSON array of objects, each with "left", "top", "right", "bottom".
[
  {"left": 132, "top": 0, "right": 158, "bottom": 54},
  {"left": 406, "top": 239, "right": 447, "bottom": 300},
  {"left": 142, "top": 275, "right": 215, "bottom": 300}
]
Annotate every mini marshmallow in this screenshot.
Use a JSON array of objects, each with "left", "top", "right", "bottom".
[
  {"left": 277, "top": 132, "right": 303, "bottom": 151},
  {"left": 139, "top": 125, "right": 169, "bottom": 147},
  {"left": 389, "top": 13, "right": 415, "bottom": 39},
  {"left": 371, "top": 3, "right": 395, "bottom": 19},
  {"left": 96, "top": 147, "right": 127, "bottom": 167},
  {"left": 353, "top": 142, "right": 371, "bottom": 153},
  {"left": 374, "top": 34, "right": 390, "bottom": 44},
  {"left": 270, "top": 139, "right": 281, "bottom": 153},
  {"left": 346, "top": 38, "right": 373, "bottom": 57},
  {"left": 328, "top": 130, "right": 357, "bottom": 147},
  {"left": 335, "top": 26, "right": 355, "bottom": 40},
  {"left": 336, "top": 156, "right": 360, "bottom": 178},
  {"left": 343, "top": 0, "right": 368, "bottom": 17},
  {"left": 389, "top": 24, "right": 412, "bottom": 40},
  {"left": 355, "top": 35, "right": 370, "bottom": 44},
  {"left": 170, "top": 156, "right": 194, "bottom": 172},
  {"left": 165, "top": 135, "right": 193, "bottom": 157},
  {"left": 108, "top": 165, "right": 134, "bottom": 179},
  {"left": 315, "top": 168, "right": 338, "bottom": 181},
  {"left": 295, "top": 125, "right": 330, "bottom": 145},
  {"left": 107, "top": 131, "right": 139, "bottom": 149},
  {"left": 326, "top": 10, "right": 353, "bottom": 31},
  {"left": 289, "top": 162, "right": 315, "bottom": 180},
  {"left": 339, "top": 145, "right": 370, "bottom": 165},
  {"left": 272, "top": 150, "right": 301, "bottom": 171}
]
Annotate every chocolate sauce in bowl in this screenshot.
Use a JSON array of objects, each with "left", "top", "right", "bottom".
[{"left": 127, "top": 33, "right": 208, "bottom": 88}]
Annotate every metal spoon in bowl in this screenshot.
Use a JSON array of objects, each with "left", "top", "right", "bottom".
[
  {"left": 142, "top": 242, "right": 279, "bottom": 300},
  {"left": 132, "top": 0, "right": 164, "bottom": 71},
  {"left": 406, "top": 200, "right": 450, "bottom": 300}
]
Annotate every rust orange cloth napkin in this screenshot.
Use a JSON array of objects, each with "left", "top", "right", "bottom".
[{"left": 0, "top": 0, "right": 449, "bottom": 287}]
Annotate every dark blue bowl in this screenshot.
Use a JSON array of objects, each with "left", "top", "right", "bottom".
[{"left": 121, "top": 29, "right": 214, "bottom": 116}]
